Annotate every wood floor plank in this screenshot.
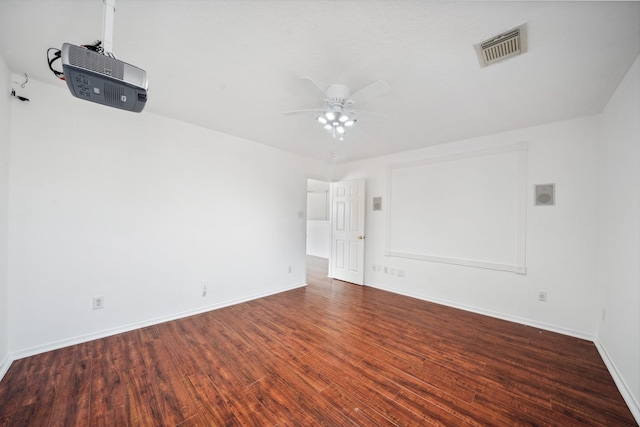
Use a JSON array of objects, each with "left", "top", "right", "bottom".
[
  {"left": 393, "top": 387, "right": 476, "bottom": 426},
  {"left": 11, "top": 358, "right": 71, "bottom": 426},
  {"left": 358, "top": 356, "right": 482, "bottom": 426},
  {"left": 47, "top": 359, "right": 92, "bottom": 426},
  {"left": 0, "top": 255, "right": 636, "bottom": 426},
  {"left": 203, "top": 346, "right": 257, "bottom": 393},
  {"left": 120, "top": 367, "right": 168, "bottom": 427},
  {"left": 269, "top": 371, "right": 360, "bottom": 426},
  {"left": 333, "top": 369, "right": 427, "bottom": 427},
  {"left": 319, "top": 382, "right": 398, "bottom": 427},
  {"left": 245, "top": 376, "right": 317, "bottom": 427},
  {"left": 185, "top": 371, "right": 243, "bottom": 426}
]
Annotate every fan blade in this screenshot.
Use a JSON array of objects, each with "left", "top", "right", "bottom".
[
  {"left": 349, "top": 80, "right": 389, "bottom": 105},
  {"left": 282, "top": 108, "right": 325, "bottom": 115},
  {"left": 298, "top": 77, "right": 328, "bottom": 98}
]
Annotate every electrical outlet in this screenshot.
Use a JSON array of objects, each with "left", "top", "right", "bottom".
[
  {"left": 538, "top": 291, "right": 547, "bottom": 302},
  {"left": 93, "top": 296, "right": 104, "bottom": 310},
  {"left": 384, "top": 267, "right": 389, "bottom": 274}
]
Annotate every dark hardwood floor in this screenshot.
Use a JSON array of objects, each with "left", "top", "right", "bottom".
[{"left": 0, "top": 255, "right": 636, "bottom": 426}]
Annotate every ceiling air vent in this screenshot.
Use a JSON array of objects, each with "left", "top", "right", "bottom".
[{"left": 475, "top": 23, "right": 527, "bottom": 68}]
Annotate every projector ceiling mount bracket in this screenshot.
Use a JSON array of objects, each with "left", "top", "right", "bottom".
[{"left": 101, "top": 0, "right": 116, "bottom": 57}]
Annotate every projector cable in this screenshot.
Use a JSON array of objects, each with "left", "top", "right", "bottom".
[
  {"left": 47, "top": 41, "right": 107, "bottom": 81},
  {"left": 46, "top": 48, "right": 65, "bottom": 80}
]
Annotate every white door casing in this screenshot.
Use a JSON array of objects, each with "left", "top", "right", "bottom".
[{"left": 330, "top": 179, "right": 366, "bottom": 285}]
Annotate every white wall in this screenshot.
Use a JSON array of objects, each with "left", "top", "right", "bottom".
[
  {"left": 597, "top": 54, "right": 640, "bottom": 420},
  {"left": 7, "top": 78, "right": 328, "bottom": 356},
  {"left": 0, "top": 55, "right": 10, "bottom": 376},
  {"left": 306, "top": 221, "right": 330, "bottom": 259},
  {"left": 337, "top": 115, "right": 601, "bottom": 338}
]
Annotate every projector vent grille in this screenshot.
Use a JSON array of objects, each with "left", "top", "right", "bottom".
[
  {"left": 475, "top": 24, "right": 527, "bottom": 67},
  {"left": 68, "top": 47, "right": 124, "bottom": 80},
  {"left": 104, "top": 82, "right": 126, "bottom": 107}
]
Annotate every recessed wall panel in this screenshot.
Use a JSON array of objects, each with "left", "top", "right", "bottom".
[
  {"left": 349, "top": 201, "right": 359, "bottom": 231},
  {"left": 335, "top": 240, "right": 345, "bottom": 269},
  {"left": 349, "top": 242, "right": 359, "bottom": 272},
  {"left": 386, "top": 143, "right": 527, "bottom": 274},
  {"left": 336, "top": 202, "right": 345, "bottom": 231}
]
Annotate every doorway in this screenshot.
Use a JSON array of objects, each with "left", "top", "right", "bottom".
[
  {"left": 306, "top": 178, "right": 366, "bottom": 285},
  {"left": 306, "top": 179, "right": 331, "bottom": 277}
]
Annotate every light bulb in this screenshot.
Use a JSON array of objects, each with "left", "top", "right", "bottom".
[
  {"left": 324, "top": 124, "right": 332, "bottom": 130},
  {"left": 317, "top": 116, "right": 327, "bottom": 124},
  {"left": 344, "top": 120, "right": 355, "bottom": 127},
  {"left": 336, "top": 126, "right": 345, "bottom": 134},
  {"left": 339, "top": 114, "right": 349, "bottom": 122},
  {"left": 325, "top": 111, "right": 335, "bottom": 121}
]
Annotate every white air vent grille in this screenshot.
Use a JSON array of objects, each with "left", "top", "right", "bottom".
[{"left": 475, "top": 24, "right": 527, "bottom": 68}]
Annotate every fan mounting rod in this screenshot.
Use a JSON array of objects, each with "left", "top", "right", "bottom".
[{"left": 325, "top": 83, "right": 350, "bottom": 101}]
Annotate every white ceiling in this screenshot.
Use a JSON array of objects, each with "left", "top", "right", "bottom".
[{"left": 1, "top": 1, "right": 639, "bottom": 164}]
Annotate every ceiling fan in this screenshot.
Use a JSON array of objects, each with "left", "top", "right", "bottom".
[{"left": 284, "top": 77, "right": 389, "bottom": 141}]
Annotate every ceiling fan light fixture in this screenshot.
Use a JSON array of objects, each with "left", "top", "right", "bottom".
[{"left": 285, "top": 78, "right": 389, "bottom": 143}]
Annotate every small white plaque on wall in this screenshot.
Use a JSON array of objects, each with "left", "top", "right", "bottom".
[
  {"left": 535, "top": 184, "right": 555, "bottom": 206},
  {"left": 373, "top": 197, "right": 382, "bottom": 211}
]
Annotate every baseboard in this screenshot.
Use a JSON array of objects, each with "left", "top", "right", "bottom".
[
  {"left": 364, "top": 282, "right": 593, "bottom": 340},
  {"left": 0, "top": 352, "right": 11, "bottom": 383},
  {"left": 594, "top": 338, "right": 640, "bottom": 424},
  {"left": 8, "top": 283, "right": 307, "bottom": 364}
]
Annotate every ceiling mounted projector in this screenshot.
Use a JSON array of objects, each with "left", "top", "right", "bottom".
[
  {"left": 61, "top": 43, "right": 148, "bottom": 113},
  {"left": 55, "top": 0, "right": 148, "bottom": 113}
]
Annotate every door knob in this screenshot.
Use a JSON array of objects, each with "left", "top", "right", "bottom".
[{"left": 358, "top": 235, "right": 365, "bottom": 240}]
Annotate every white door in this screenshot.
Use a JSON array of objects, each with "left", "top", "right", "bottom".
[{"left": 330, "top": 179, "right": 366, "bottom": 285}]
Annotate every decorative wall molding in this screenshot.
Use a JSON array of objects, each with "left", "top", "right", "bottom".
[{"left": 386, "top": 142, "right": 528, "bottom": 274}]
